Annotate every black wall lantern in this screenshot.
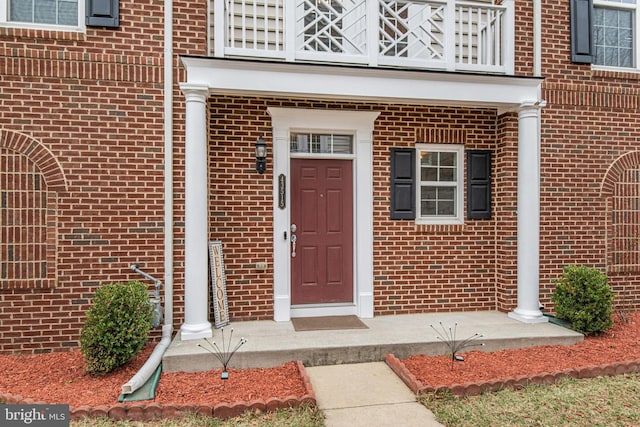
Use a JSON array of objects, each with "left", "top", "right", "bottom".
[{"left": 255, "top": 136, "right": 267, "bottom": 174}]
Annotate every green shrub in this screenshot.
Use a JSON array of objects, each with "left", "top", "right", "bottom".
[
  {"left": 80, "top": 281, "right": 152, "bottom": 375},
  {"left": 551, "top": 265, "right": 614, "bottom": 335}
]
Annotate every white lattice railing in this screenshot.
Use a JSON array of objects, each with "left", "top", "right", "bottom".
[{"left": 211, "top": 0, "right": 514, "bottom": 74}]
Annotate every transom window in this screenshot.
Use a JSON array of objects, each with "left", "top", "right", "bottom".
[
  {"left": 290, "top": 132, "right": 354, "bottom": 155},
  {"left": 594, "top": 0, "right": 637, "bottom": 68},
  {"left": 1, "top": 0, "right": 82, "bottom": 29},
  {"left": 416, "top": 144, "right": 464, "bottom": 223}
]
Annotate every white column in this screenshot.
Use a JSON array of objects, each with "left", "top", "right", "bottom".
[
  {"left": 508, "top": 101, "right": 548, "bottom": 323},
  {"left": 271, "top": 125, "right": 291, "bottom": 322},
  {"left": 180, "top": 83, "right": 213, "bottom": 339},
  {"left": 355, "top": 120, "right": 376, "bottom": 319}
]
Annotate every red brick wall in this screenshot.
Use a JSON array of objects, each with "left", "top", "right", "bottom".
[
  {"left": 514, "top": 0, "right": 534, "bottom": 76},
  {"left": 0, "top": 0, "right": 215, "bottom": 354},
  {"left": 207, "top": 97, "right": 511, "bottom": 319},
  {"left": 494, "top": 113, "right": 519, "bottom": 312},
  {"left": 535, "top": 0, "right": 640, "bottom": 311},
  {"left": 372, "top": 106, "right": 501, "bottom": 314},
  {"left": 0, "top": 1, "right": 173, "bottom": 353},
  {"left": 2, "top": 0, "right": 639, "bottom": 355}
]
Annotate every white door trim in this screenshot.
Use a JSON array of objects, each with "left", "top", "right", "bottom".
[{"left": 268, "top": 108, "right": 379, "bottom": 321}]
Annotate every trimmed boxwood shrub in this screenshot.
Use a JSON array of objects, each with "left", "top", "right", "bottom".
[
  {"left": 80, "top": 281, "right": 152, "bottom": 376},
  {"left": 551, "top": 265, "right": 614, "bottom": 335}
]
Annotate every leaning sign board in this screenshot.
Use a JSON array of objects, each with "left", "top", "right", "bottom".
[{"left": 209, "top": 240, "right": 229, "bottom": 328}]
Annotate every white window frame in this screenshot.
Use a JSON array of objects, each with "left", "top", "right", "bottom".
[
  {"left": 0, "top": 0, "right": 85, "bottom": 32},
  {"left": 592, "top": 0, "right": 639, "bottom": 71},
  {"left": 415, "top": 143, "right": 464, "bottom": 225}
]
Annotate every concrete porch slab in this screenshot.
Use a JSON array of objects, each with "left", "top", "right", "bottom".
[{"left": 162, "top": 311, "right": 583, "bottom": 373}]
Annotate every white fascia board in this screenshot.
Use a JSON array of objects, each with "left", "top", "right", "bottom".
[{"left": 180, "top": 57, "right": 543, "bottom": 111}]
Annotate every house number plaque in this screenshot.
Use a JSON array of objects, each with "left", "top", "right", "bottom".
[{"left": 278, "top": 174, "right": 286, "bottom": 209}]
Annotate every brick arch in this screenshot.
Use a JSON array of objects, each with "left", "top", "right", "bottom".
[
  {"left": 600, "top": 151, "right": 640, "bottom": 197},
  {"left": 0, "top": 129, "right": 68, "bottom": 192}
]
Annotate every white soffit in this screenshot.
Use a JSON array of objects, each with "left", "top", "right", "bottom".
[{"left": 180, "top": 57, "right": 543, "bottom": 111}]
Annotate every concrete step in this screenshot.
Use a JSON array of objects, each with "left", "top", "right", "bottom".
[{"left": 162, "top": 311, "right": 583, "bottom": 372}]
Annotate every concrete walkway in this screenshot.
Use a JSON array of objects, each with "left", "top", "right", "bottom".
[{"left": 306, "top": 362, "right": 443, "bottom": 427}]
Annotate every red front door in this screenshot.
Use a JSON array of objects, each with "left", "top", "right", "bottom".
[{"left": 290, "top": 158, "right": 353, "bottom": 304}]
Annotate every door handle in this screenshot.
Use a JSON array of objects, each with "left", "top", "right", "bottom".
[{"left": 290, "top": 233, "right": 297, "bottom": 258}]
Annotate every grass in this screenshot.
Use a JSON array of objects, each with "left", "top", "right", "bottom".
[
  {"left": 420, "top": 373, "right": 640, "bottom": 427},
  {"left": 70, "top": 404, "right": 325, "bottom": 427},
  {"left": 5, "top": 372, "right": 640, "bottom": 426}
]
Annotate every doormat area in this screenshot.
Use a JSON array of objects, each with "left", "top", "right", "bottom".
[{"left": 291, "top": 315, "right": 368, "bottom": 331}]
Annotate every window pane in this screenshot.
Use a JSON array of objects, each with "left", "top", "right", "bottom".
[
  {"left": 440, "top": 152, "right": 456, "bottom": 167},
  {"left": 10, "top": 0, "right": 33, "bottom": 22},
  {"left": 59, "top": 0, "right": 77, "bottom": 25},
  {"left": 421, "top": 167, "right": 437, "bottom": 181},
  {"left": 310, "top": 134, "right": 320, "bottom": 152},
  {"left": 437, "top": 200, "right": 455, "bottom": 216},
  {"left": 318, "top": 135, "right": 331, "bottom": 153},
  {"left": 9, "top": 0, "right": 77, "bottom": 25},
  {"left": 439, "top": 167, "right": 455, "bottom": 182},
  {"left": 421, "top": 185, "right": 437, "bottom": 216},
  {"left": 605, "top": 27, "right": 619, "bottom": 46},
  {"left": 604, "top": 9, "right": 619, "bottom": 27},
  {"left": 605, "top": 46, "right": 618, "bottom": 65},
  {"left": 438, "top": 187, "right": 455, "bottom": 201},
  {"left": 594, "top": 7, "right": 635, "bottom": 68},
  {"left": 437, "top": 187, "right": 455, "bottom": 215},
  {"left": 421, "top": 152, "right": 438, "bottom": 166},
  {"left": 594, "top": 7, "right": 603, "bottom": 26},
  {"left": 420, "top": 185, "right": 456, "bottom": 217},
  {"left": 332, "top": 135, "right": 353, "bottom": 154},
  {"left": 35, "top": 0, "right": 56, "bottom": 24},
  {"left": 422, "top": 186, "right": 436, "bottom": 200},
  {"left": 422, "top": 200, "right": 437, "bottom": 216},
  {"left": 420, "top": 151, "right": 457, "bottom": 182},
  {"left": 620, "top": 28, "right": 633, "bottom": 47},
  {"left": 291, "top": 134, "right": 309, "bottom": 153},
  {"left": 620, "top": 47, "right": 633, "bottom": 67}
]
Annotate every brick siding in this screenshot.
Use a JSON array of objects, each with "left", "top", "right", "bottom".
[{"left": 0, "top": 0, "right": 638, "bottom": 354}]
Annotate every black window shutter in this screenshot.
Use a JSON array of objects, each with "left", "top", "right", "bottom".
[
  {"left": 570, "top": 0, "right": 593, "bottom": 64},
  {"left": 467, "top": 150, "right": 492, "bottom": 220},
  {"left": 390, "top": 148, "right": 416, "bottom": 220},
  {"left": 86, "top": 0, "right": 120, "bottom": 28}
]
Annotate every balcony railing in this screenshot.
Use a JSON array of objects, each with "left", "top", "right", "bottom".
[{"left": 211, "top": 0, "right": 514, "bottom": 74}]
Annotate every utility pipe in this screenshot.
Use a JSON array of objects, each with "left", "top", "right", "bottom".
[
  {"left": 533, "top": 0, "right": 542, "bottom": 76},
  {"left": 163, "top": 0, "right": 174, "bottom": 328},
  {"left": 121, "top": 0, "right": 174, "bottom": 395},
  {"left": 121, "top": 324, "right": 172, "bottom": 394}
]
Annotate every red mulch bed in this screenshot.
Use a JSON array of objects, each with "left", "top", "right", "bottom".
[
  {"left": 400, "top": 312, "right": 639, "bottom": 392},
  {"left": 0, "top": 345, "right": 307, "bottom": 409},
  {"left": 0, "top": 313, "right": 637, "bottom": 415}
]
